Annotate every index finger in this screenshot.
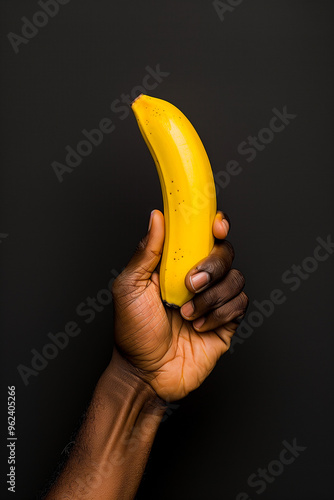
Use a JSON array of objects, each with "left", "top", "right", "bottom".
[{"left": 182, "top": 210, "right": 233, "bottom": 295}]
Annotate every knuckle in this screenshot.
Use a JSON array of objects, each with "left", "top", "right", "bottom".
[
  {"left": 197, "top": 241, "right": 235, "bottom": 278},
  {"left": 111, "top": 272, "right": 137, "bottom": 305},
  {"left": 221, "top": 293, "right": 248, "bottom": 323},
  {"left": 198, "top": 259, "right": 216, "bottom": 275},
  {"left": 237, "top": 291, "right": 249, "bottom": 313},
  {"left": 111, "top": 272, "right": 129, "bottom": 297},
  {"left": 230, "top": 269, "right": 245, "bottom": 290},
  {"left": 202, "top": 255, "right": 229, "bottom": 278},
  {"left": 148, "top": 247, "right": 162, "bottom": 259},
  {"left": 201, "top": 288, "right": 218, "bottom": 308},
  {"left": 135, "top": 237, "right": 147, "bottom": 254},
  {"left": 224, "top": 240, "right": 235, "bottom": 261},
  {"left": 212, "top": 305, "right": 224, "bottom": 321}
]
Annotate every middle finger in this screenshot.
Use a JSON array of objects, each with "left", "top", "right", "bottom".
[{"left": 180, "top": 268, "right": 245, "bottom": 320}]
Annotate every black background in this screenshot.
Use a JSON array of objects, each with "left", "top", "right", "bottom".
[{"left": 1, "top": 1, "right": 333, "bottom": 499}]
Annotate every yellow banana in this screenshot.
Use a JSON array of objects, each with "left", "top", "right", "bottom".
[{"left": 131, "top": 94, "right": 217, "bottom": 307}]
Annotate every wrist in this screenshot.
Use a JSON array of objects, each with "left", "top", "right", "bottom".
[{"left": 103, "top": 347, "right": 167, "bottom": 414}]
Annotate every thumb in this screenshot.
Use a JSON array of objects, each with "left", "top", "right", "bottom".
[{"left": 125, "top": 210, "right": 165, "bottom": 283}]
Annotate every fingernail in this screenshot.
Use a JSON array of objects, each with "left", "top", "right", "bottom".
[
  {"left": 221, "top": 212, "right": 231, "bottom": 229},
  {"left": 148, "top": 210, "right": 155, "bottom": 231},
  {"left": 193, "top": 317, "right": 205, "bottom": 329},
  {"left": 190, "top": 272, "right": 210, "bottom": 292},
  {"left": 217, "top": 213, "right": 229, "bottom": 232},
  {"left": 221, "top": 218, "right": 229, "bottom": 233},
  {"left": 181, "top": 300, "right": 194, "bottom": 318}
]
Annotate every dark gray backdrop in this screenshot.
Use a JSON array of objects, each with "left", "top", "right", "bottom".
[{"left": 1, "top": 1, "right": 333, "bottom": 499}]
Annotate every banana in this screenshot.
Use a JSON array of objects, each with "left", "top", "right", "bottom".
[{"left": 131, "top": 94, "right": 217, "bottom": 307}]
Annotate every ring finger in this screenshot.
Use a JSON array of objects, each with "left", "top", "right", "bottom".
[{"left": 193, "top": 292, "right": 249, "bottom": 331}]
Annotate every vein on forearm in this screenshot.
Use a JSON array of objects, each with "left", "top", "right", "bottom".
[{"left": 43, "top": 350, "right": 166, "bottom": 500}]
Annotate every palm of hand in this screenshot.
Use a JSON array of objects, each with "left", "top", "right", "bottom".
[{"left": 114, "top": 272, "right": 227, "bottom": 401}]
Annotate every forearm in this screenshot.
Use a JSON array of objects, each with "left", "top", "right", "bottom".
[{"left": 45, "top": 348, "right": 166, "bottom": 500}]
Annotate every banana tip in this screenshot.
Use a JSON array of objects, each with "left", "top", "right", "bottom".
[
  {"left": 163, "top": 300, "right": 180, "bottom": 309},
  {"left": 131, "top": 93, "right": 144, "bottom": 107}
]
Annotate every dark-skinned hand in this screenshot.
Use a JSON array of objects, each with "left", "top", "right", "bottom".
[{"left": 112, "top": 210, "right": 248, "bottom": 401}]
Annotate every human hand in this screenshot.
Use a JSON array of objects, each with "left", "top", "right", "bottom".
[{"left": 111, "top": 210, "right": 248, "bottom": 401}]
